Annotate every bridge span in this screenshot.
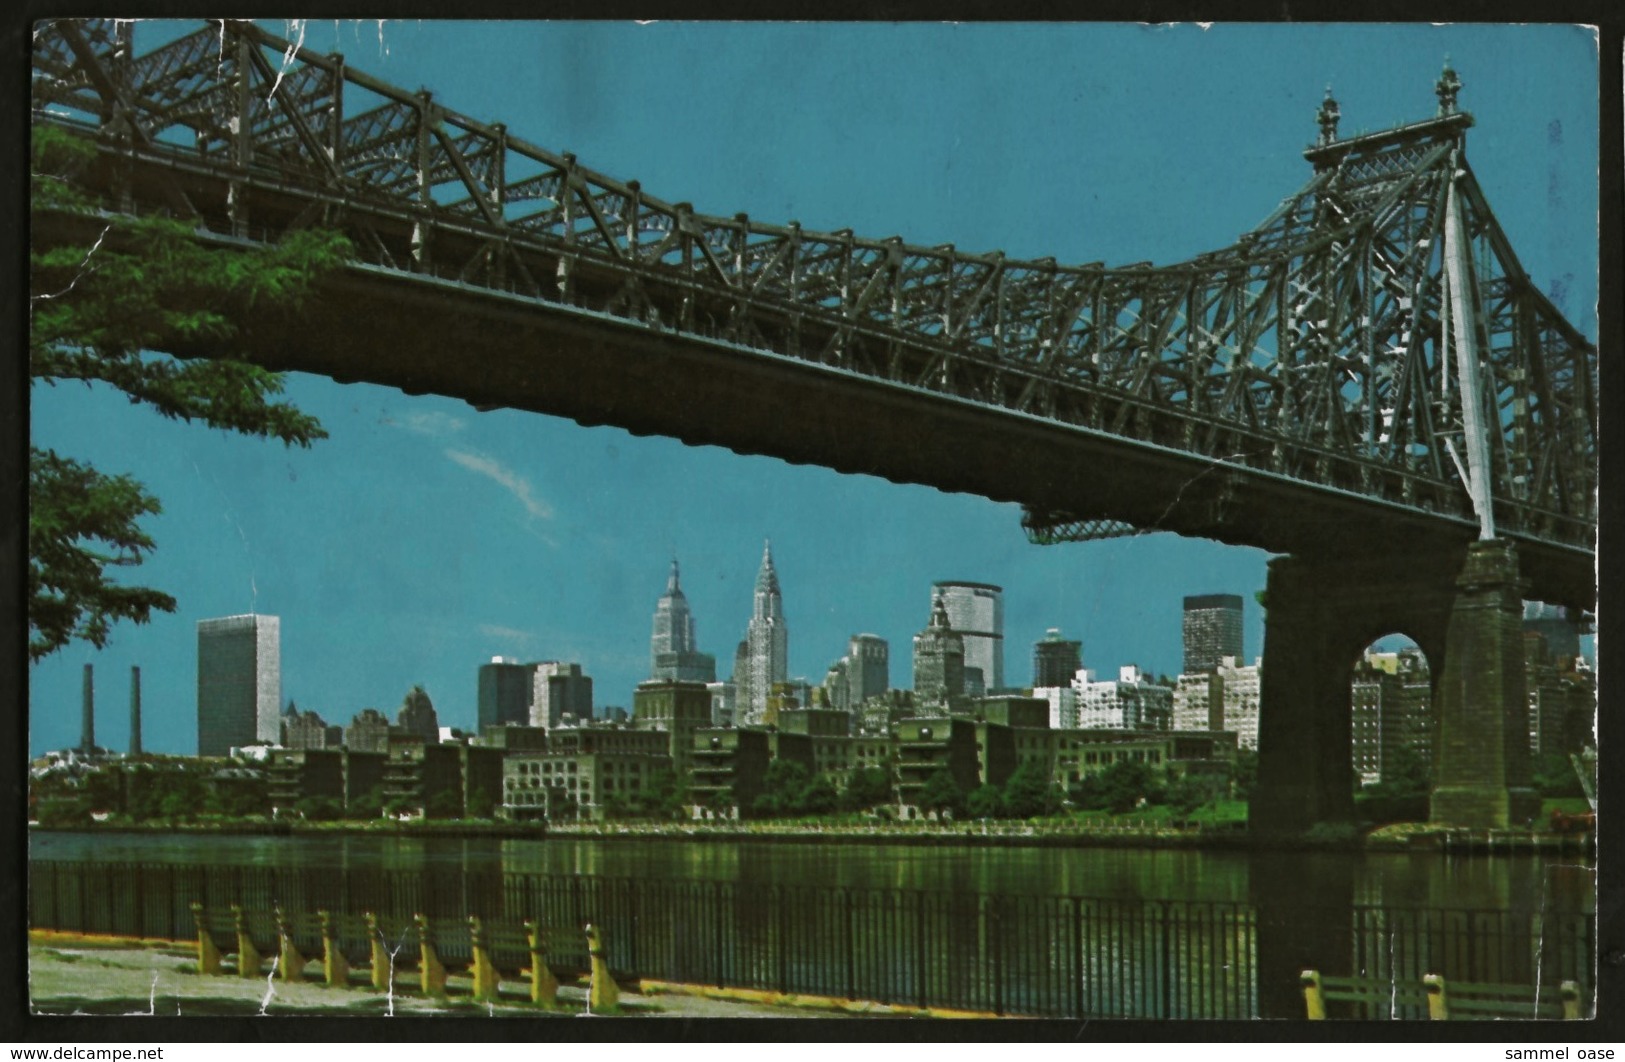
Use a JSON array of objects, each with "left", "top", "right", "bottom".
[{"left": 31, "top": 20, "right": 1598, "bottom": 830}]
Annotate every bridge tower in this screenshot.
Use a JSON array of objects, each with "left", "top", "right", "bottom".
[{"left": 1251, "top": 69, "right": 1550, "bottom": 834}]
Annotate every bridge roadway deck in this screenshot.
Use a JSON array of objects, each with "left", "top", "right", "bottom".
[{"left": 169, "top": 247, "right": 1592, "bottom": 611}]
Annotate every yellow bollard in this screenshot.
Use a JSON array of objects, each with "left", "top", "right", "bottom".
[
  {"left": 232, "top": 905, "right": 263, "bottom": 978},
  {"left": 1560, "top": 980, "right": 1581, "bottom": 1020},
  {"left": 524, "top": 920, "right": 560, "bottom": 1009},
  {"left": 275, "top": 907, "right": 308, "bottom": 982},
  {"left": 585, "top": 922, "right": 620, "bottom": 1014},
  {"left": 1300, "top": 969, "right": 1325, "bottom": 1020},
  {"left": 468, "top": 915, "right": 500, "bottom": 1003},
  {"left": 415, "top": 914, "right": 447, "bottom": 999},
  {"left": 365, "top": 912, "right": 391, "bottom": 992},
  {"left": 319, "top": 911, "right": 350, "bottom": 988},
  {"left": 1423, "top": 973, "right": 1450, "bottom": 1020},
  {"left": 190, "top": 902, "right": 222, "bottom": 976}
]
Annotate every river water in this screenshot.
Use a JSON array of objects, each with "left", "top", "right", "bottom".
[
  {"left": 27, "top": 829, "right": 1597, "bottom": 912},
  {"left": 28, "top": 830, "right": 1596, "bottom": 1019}
]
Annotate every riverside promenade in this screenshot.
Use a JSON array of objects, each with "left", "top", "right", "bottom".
[{"left": 27, "top": 932, "right": 976, "bottom": 1020}]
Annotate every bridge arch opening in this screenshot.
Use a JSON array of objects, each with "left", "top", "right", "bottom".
[{"left": 1347, "top": 634, "right": 1433, "bottom": 799}]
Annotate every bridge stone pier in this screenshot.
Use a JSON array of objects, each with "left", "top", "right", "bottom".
[{"left": 1250, "top": 539, "right": 1538, "bottom": 835}]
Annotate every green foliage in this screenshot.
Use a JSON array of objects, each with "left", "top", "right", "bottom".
[
  {"left": 800, "top": 775, "right": 839, "bottom": 815},
  {"left": 1302, "top": 821, "right": 1361, "bottom": 846},
  {"left": 966, "top": 783, "right": 1004, "bottom": 820},
  {"left": 916, "top": 768, "right": 965, "bottom": 817},
  {"left": 1532, "top": 752, "right": 1585, "bottom": 798},
  {"left": 1078, "top": 759, "right": 1162, "bottom": 815},
  {"left": 28, "top": 125, "right": 349, "bottom": 661},
  {"left": 751, "top": 759, "right": 812, "bottom": 818},
  {"left": 466, "top": 787, "right": 497, "bottom": 820},
  {"left": 427, "top": 788, "right": 462, "bottom": 819},
  {"left": 347, "top": 786, "right": 384, "bottom": 820},
  {"left": 1363, "top": 744, "right": 1431, "bottom": 800},
  {"left": 294, "top": 795, "right": 343, "bottom": 821},
  {"left": 37, "top": 796, "right": 91, "bottom": 827},
  {"left": 1001, "top": 760, "right": 1060, "bottom": 819},
  {"left": 838, "top": 766, "right": 893, "bottom": 812},
  {"left": 1165, "top": 771, "right": 1225, "bottom": 822},
  {"left": 1228, "top": 749, "right": 1259, "bottom": 801}
]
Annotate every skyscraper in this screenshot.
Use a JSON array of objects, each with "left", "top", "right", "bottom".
[
  {"left": 1032, "top": 628, "right": 1083, "bottom": 688},
  {"left": 477, "top": 657, "right": 535, "bottom": 729},
  {"left": 1182, "top": 594, "right": 1244, "bottom": 674},
  {"left": 912, "top": 592, "right": 966, "bottom": 711},
  {"left": 649, "top": 559, "right": 717, "bottom": 683},
  {"left": 531, "top": 661, "right": 594, "bottom": 727},
  {"left": 933, "top": 582, "right": 1004, "bottom": 692},
  {"left": 128, "top": 666, "right": 142, "bottom": 757},
  {"left": 735, "top": 541, "right": 789, "bottom": 726},
  {"left": 824, "top": 634, "right": 890, "bottom": 711},
  {"left": 80, "top": 664, "right": 94, "bottom": 752},
  {"left": 197, "top": 614, "right": 281, "bottom": 756}
]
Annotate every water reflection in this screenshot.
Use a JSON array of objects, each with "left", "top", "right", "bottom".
[{"left": 29, "top": 831, "right": 1593, "bottom": 914}]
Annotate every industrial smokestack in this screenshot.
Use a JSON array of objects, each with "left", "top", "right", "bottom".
[
  {"left": 81, "top": 663, "right": 95, "bottom": 752},
  {"left": 130, "top": 666, "right": 143, "bottom": 757}
]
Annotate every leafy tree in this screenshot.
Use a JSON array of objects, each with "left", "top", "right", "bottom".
[
  {"left": 644, "top": 768, "right": 688, "bottom": 819},
  {"left": 427, "top": 788, "right": 462, "bottom": 819},
  {"left": 1229, "top": 748, "right": 1259, "bottom": 801},
  {"left": 1068, "top": 772, "right": 1107, "bottom": 811},
  {"left": 1166, "top": 771, "right": 1226, "bottom": 822},
  {"left": 1532, "top": 752, "right": 1584, "bottom": 798},
  {"left": 28, "top": 126, "right": 349, "bottom": 661},
  {"left": 966, "top": 783, "right": 1004, "bottom": 820},
  {"left": 752, "top": 759, "right": 812, "bottom": 818},
  {"left": 294, "top": 795, "right": 343, "bottom": 821},
  {"left": 800, "top": 775, "right": 839, "bottom": 816},
  {"left": 1096, "top": 759, "right": 1160, "bottom": 815},
  {"left": 917, "top": 769, "right": 965, "bottom": 818},
  {"left": 347, "top": 786, "right": 384, "bottom": 820},
  {"left": 466, "top": 786, "right": 497, "bottom": 820},
  {"left": 1001, "top": 760, "right": 1060, "bottom": 819},
  {"left": 1364, "top": 744, "right": 1431, "bottom": 800},
  {"left": 838, "top": 766, "right": 893, "bottom": 812}
]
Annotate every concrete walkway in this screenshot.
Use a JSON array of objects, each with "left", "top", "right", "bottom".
[{"left": 27, "top": 935, "right": 841, "bottom": 1019}]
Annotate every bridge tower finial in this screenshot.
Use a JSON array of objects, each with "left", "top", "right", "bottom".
[
  {"left": 1435, "top": 58, "right": 1462, "bottom": 116},
  {"left": 1316, "top": 86, "right": 1340, "bottom": 145}
]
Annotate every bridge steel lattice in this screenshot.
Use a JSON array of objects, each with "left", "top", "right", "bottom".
[
  {"left": 31, "top": 21, "right": 1600, "bottom": 831},
  {"left": 30, "top": 20, "right": 1597, "bottom": 601}
]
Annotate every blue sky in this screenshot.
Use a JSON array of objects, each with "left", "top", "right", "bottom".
[{"left": 29, "top": 21, "right": 1599, "bottom": 756}]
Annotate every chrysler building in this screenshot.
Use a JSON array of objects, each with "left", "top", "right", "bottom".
[{"left": 736, "top": 541, "right": 789, "bottom": 724}]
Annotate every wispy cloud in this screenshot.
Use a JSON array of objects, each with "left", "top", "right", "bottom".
[
  {"left": 444, "top": 447, "right": 554, "bottom": 523},
  {"left": 479, "top": 623, "right": 534, "bottom": 645},
  {"left": 383, "top": 410, "right": 466, "bottom": 437}
]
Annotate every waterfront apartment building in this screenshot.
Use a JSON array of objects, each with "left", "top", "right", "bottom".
[
  {"left": 1350, "top": 648, "right": 1431, "bottom": 786},
  {"left": 197, "top": 614, "right": 281, "bottom": 756},
  {"left": 500, "top": 728, "right": 672, "bottom": 821},
  {"left": 934, "top": 581, "right": 1004, "bottom": 692},
  {"left": 1074, "top": 666, "right": 1173, "bottom": 731},
  {"left": 1182, "top": 595, "right": 1244, "bottom": 675},
  {"left": 1171, "top": 656, "right": 1261, "bottom": 750}
]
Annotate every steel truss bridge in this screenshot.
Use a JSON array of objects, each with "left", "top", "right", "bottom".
[{"left": 31, "top": 20, "right": 1598, "bottom": 607}]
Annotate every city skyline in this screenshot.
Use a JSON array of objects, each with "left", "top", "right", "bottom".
[{"left": 27, "top": 21, "right": 1598, "bottom": 756}]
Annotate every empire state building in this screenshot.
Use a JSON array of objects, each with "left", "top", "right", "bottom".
[
  {"left": 649, "top": 559, "right": 717, "bottom": 683},
  {"left": 736, "top": 541, "right": 788, "bottom": 725}
]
